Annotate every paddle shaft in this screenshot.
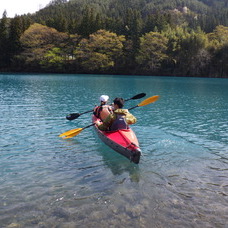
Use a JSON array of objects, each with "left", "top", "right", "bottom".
[
  {"left": 83, "top": 123, "right": 95, "bottom": 130},
  {"left": 128, "top": 105, "right": 139, "bottom": 111},
  {"left": 66, "top": 92, "right": 146, "bottom": 120},
  {"left": 79, "top": 109, "right": 94, "bottom": 115}
]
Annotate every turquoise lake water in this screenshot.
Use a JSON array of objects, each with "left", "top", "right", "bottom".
[{"left": 0, "top": 73, "right": 227, "bottom": 227}]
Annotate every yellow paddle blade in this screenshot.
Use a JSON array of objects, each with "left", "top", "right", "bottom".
[
  {"left": 59, "top": 128, "right": 78, "bottom": 137},
  {"left": 138, "top": 95, "right": 160, "bottom": 107},
  {"left": 62, "top": 128, "right": 83, "bottom": 139},
  {"left": 59, "top": 128, "right": 83, "bottom": 138}
]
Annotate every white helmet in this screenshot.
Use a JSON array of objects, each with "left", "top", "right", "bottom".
[{"left": 100, "top": 95, "right": 109, "bottom": 102}]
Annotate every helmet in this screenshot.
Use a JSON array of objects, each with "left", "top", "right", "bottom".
[{"left": 100, "top": 95, "right": 109, "bottom": 102}]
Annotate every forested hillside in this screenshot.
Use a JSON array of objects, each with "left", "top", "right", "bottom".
[
  {"left": 34, "top": 0, "right": 228, "bottom": 34},
  {"left": 0, "top": 0, "right": 227, "bottom": 77}
]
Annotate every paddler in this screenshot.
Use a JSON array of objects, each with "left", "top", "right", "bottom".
[
  {"left": 93, "top": 95, "right": 113, "bottom": 121},
  {"left": 95, "top": 97, "right": 137, "bottom": 131}
]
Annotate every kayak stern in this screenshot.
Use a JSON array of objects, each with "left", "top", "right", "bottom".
[{"left": 93, "top": 116, "right": 141, "bottom": 164}]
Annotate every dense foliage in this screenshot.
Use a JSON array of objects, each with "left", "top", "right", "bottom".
[{"left": 0, "top": 0, "right": 227, "bottom": 77}]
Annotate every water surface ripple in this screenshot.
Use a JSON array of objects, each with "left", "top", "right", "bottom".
[{"left": 0, "top": 74, "right": 227, "bottom": 227}]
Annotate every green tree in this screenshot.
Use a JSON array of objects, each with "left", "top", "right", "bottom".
[
  {"left": 8, "top": 16, "right": 24, "bottom": 56},
  {"left": 212, "top": 44, "right": 228, "bottom": 77},
  {"left": 136, "top": 32, "right": 168, "bottom": 73},
  {"left": 177, "top": 31, "right": 209, "bottom": 76},
  {"left": 207, "top": 25, "right": 228, "bottom": 49},
  {"left": 75, "top": 29, "right": 125, "bottom": 72},
  {"left": 40, "top": 47, "right": 64, "bottom": 70},
  {"left": 78, "top": 7, "right": 97, "bottom": 37},
  {"left": 122, "top": 9, "right": 143, "bottom": 70},
  {"left": 207, "top": 25, "right": 228, "bottom": 77},
  {"left": 163, "top": 26, "right": 210, "bottom": 76},
  {"left": 0, "top": 11, "right": 9, "bottom": 67},
  {"left": 40, "top": 34, "right": 81, "bottom": 71},
  {"left": 20, "top": 23, "right": 69, "bottom": 70}
]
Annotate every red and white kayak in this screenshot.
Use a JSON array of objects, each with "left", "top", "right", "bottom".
[{"left": 92, "top": 115, "right": 141, "bottom": 164}]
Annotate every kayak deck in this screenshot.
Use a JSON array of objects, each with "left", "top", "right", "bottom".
[{"left": 93, "top": 116, "right": 141, "bottom": 164}]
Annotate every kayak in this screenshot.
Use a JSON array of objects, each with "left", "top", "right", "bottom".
[{"left": 92, "top": 115, "right": 141, "bottom": 164}]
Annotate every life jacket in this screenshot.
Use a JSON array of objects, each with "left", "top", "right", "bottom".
[
  {"left": 94, "top": 105, "right": 112, "bottom": 121},
  {"left": 110, "top": 114, "right": 129, "bottom": 131}
]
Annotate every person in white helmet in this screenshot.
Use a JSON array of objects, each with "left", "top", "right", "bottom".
[{"left": 93, "top": 95, "right": 113, "bottom": 121}]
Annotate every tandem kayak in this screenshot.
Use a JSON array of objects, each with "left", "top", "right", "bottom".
[{"left": 92, "top": 115, "right": 141, "bottom": 164}]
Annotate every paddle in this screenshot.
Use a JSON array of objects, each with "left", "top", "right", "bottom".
[
  {"left": 124, "top": 92, "right": 146, "bottom": 101},
  {"left": 59, "top": 124, "right": 95, "bottom": 139},
  {"left": 128, "top": 95, "right": 160, "bottom": 110},
  {"left": 66, "top": 110, "right": 93, "bottom": 121},
  {"left": 59, "top": 95, "right": 159, "bottom": 139},
  {"left": 66, "top": 93, "right": 146, "bottom": 120}
]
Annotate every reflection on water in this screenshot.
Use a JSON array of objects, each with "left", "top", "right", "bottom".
[
  {"left": 0, "top": 74, "right": 227, "bottom": 227},
  {"left": 98, "top": 144, "right": 141, "bottom": 182}
]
